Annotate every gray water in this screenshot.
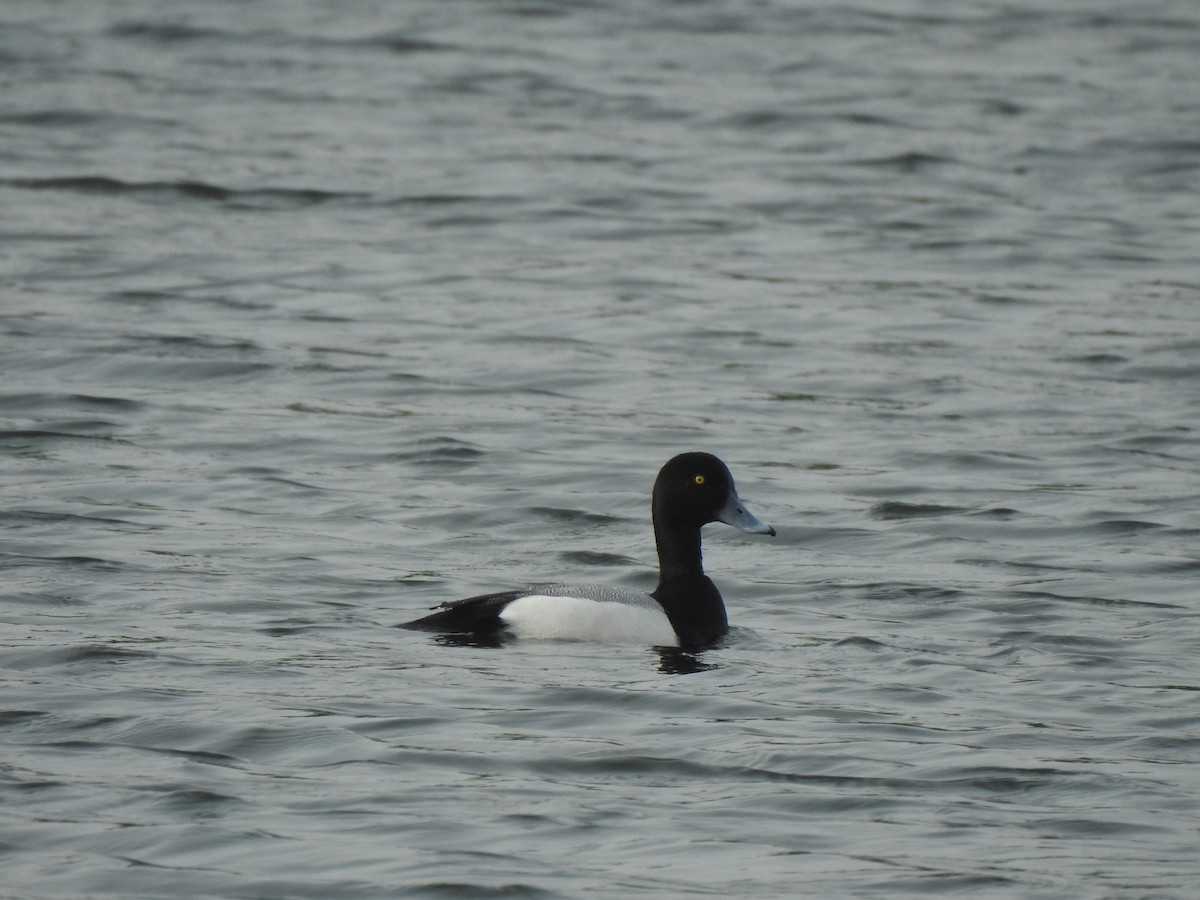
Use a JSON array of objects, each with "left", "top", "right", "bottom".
[{"left": 3, "top": 1, "right": 1199, "bottom": 896}]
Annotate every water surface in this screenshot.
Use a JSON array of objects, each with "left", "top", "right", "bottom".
[{"left": 3, "top": 1, "right": 1199, "bottom": 896}]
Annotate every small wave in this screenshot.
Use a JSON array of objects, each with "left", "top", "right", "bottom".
[
  {"left": 556, "top": 550, "right": 640, "bottom": 567},
  {"left": 1, "top": 176, "right": 367, "bottom": 209},
  {"left": 871, "top": 501, "right": 966, "bottom": 520},
  {"left": 0, "top": 392, "right": 145, "bottom": 413},
  {"left": 1090, "top": 518, "right": 1166, "bottom": 534},
  {"left": 2, "top": 644, "right": 156, "bottom": 670},
  {"left": 108, "top": 21, "right": 229, "bottom": 42},
  {"left": 1012, "top": 589, "right": 1179, "bottom": 610},
  {"left": 389, "top": 437, "right": 485, "bottom": 466},
  {"left": 151, "top": 788, "right": 246, "bottom": 812},
  {"left": 530, "top": 506, "right": 623, "bottom": 526},
  {"left": 849, "top": 152, "right": 958, "bottom": 172},
  {"left": 0, "top": 509, "right": 155, "bottom": 531},
  {"left": 0, "top": 428, "right": 131, "bottom": 445}
]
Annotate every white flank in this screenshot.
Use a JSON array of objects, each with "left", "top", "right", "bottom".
[{"left": 499, "top": 594, "right": 678, "bottom": 646}]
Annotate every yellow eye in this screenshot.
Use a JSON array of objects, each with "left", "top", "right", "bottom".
[{"left": 693, "top": 474, "right": 706, "bottom": 485}]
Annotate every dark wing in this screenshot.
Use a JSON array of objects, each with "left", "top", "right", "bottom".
[{"left": 398, "top": 589, "right": 525, "bottom": 635}]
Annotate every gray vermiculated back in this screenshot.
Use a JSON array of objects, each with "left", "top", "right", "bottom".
[{"left": 522, "top": 583, "right": 660, "bottom": 610}]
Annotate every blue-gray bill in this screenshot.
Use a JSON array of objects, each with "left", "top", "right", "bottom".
[{"left": 716, "top": 493, "right": 776, "bottom": 536}]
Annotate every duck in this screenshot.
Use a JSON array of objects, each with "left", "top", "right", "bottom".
[{"left": 400, "top": 452, "right": 775, "bottom": 650}]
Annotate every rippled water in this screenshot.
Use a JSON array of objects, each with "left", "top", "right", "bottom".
[{"left": 3, "top": 1, "right": 1200, "bottom": 896}]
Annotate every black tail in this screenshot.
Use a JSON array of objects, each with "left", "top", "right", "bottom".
[{"left": 398, "top": 589, "right": 524, "bottom": 636}]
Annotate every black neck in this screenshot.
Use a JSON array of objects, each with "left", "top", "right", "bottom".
[
  {"left": 652, "top": 519, "right": 729, "bottom": 649},
  {"left": 651, "top": 571, "right": 727, "bottom": 650},
  {"left": 654, "top": 518, "right": 704, "bottom": 584}
]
